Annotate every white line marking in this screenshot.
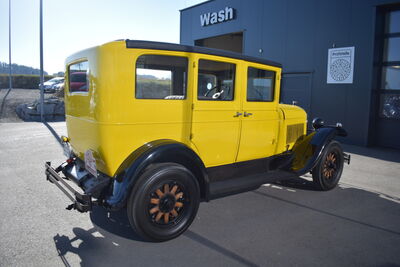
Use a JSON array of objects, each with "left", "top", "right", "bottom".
[{"left": 271, "top": 185, "right": 282, "bottom": 190}]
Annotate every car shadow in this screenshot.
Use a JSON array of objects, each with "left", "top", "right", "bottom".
[
  {"left": 43, "top": 121, "right": 62, "bottom": 145},
  {"left": 52, "top": 179, "right": 400, "bottom": 267},
  {"left": 53, "top": 206, "right": 258, "bottom": 267},
  {"left": 273, "top": 175, "right": 318, "bottom": 191},
  {"left": 252, "top": 189, "right": 400, "bottom": 236},
  {"left": 88, "top": 206, "right": 146, "bottom": 241},
  {"left": 53, "top": 207, "right": 146, "bottom": 267}
]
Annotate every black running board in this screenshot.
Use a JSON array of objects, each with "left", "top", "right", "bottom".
[{"left": 209, "top": 170, "right": 296, "bottom": 200}]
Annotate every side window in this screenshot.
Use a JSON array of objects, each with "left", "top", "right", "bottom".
[
  {"left": 136, "top": 55, "right": 188, "bottom": 99},
  {"left": 198, "top": 59, "right": 235, "bottom": 101},
  {"left": 69, "top": 61, "right": 88, "bottom": 93},
  {"left": 247, "top": 67, "right": 275, "bottom": 102}
]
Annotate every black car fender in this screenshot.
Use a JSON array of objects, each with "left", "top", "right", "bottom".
[
  {"left": 105, "top": 139, "right": 209, "bottom": 210},
  {"left": 290, "top": 126, "right": 348, "bottom": 176}
]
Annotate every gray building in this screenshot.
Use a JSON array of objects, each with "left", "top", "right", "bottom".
[{"left": 180, "top": 0, "right": 400, "bottom": 149}]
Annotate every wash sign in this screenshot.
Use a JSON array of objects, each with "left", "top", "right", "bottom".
[{"left": 200, "top": 7, "right": 235, "bottom": 27}]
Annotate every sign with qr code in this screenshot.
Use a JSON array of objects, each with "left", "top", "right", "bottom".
[{"left": 327, "top": 47, "right": 355, "bottom": 84}]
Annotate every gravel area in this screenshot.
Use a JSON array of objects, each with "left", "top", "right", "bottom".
[{"left": 0, "top": 88, "right": 56, "bottom": 123}]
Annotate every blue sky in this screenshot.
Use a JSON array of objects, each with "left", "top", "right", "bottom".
[{"left": 0, "top": 0, "right": 205, "bottom": 74}]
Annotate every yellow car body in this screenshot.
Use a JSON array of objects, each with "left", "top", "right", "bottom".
[
  {"left": 46, "top": 40, "right": 348, "bottom": 241},
  {"left": 64, "top": 40, "right": 306, "bottom": 177}
]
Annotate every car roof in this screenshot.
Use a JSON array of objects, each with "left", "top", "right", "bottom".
[
  {"left": 46, "top": 77, "right": 63, "bottom": 82},
  {"left": 125, "top": 40, "right": 282, "bottom": 68}
]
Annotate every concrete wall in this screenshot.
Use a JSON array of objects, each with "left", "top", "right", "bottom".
[{"left": 180, "top": 0, "right": 399, "bottom": 146}]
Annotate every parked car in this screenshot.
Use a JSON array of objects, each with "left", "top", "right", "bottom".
[
  {"left": 53, "top": 81, "right": 65, "bottom": 92},
  {"left": 39, "top": 77, "right": 64, "bottom": 93},
  {"left": 69, "top": 72, "right": 87, "bottom": 92},
  {"left": 45, "top": 40, "right": 350, "bottom": 242}
]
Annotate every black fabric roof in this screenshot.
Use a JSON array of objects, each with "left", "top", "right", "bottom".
[{"left": 125, "top": 40, "right": 282, "bottom": 68}]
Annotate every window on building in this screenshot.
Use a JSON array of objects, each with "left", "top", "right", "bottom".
[
  {"left": 383, "top": 37, "right": 400, "bottom": 62},
  {"left": 247, "top": 67, "right": 275, "bottom": 102},
  {"left": 381, "top": 66, "right": 400, "bottom": 90},
  {"left": 136, "top": 55, "right": 188, "bottom": 99},
  {"left": 195, "top": 32, "right": 243, "bottom": 53},
  {"left": 379, "top": 9, "right": 400, "bottom": 119},
  {"left": 69, "top": 61, "right": 88, "bottom": 93},
  {"left": 197, "top": 59, "right": 235, "bottom": 101}
]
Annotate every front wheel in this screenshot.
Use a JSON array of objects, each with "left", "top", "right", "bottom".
[
  {"left": 127, "top": 163, "right": 200, "bottom": 242},
  {"left": 312, "top": 141, "right": 344, "bottom": 191}
]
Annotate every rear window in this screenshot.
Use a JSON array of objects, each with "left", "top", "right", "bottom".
[
  {"left": 69, "top": 61, "right": 88, "bottom": 93},
  {"left": 135, "top": 55, "right": 188, "bottom": 99}
]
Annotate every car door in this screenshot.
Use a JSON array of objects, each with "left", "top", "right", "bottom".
[
  {"left": 190, "top": 55, "right": 242, "bottom": 167},
  {"left": 236, "top": 63, "right": 281, "bottom": 162}
]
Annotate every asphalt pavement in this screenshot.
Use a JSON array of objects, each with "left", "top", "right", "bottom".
[{"left": 0, "top": 122, "right": 399, "bottom": 267}]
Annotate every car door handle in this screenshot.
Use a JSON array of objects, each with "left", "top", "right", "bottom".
[
  {"left": 233, "top": 112, "right": 243, "bottom": 117},
  {"left": 244, "top": 112, "right": 253, "bottom": 117}
]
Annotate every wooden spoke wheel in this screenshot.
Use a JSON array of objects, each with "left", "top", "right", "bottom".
[
  {"left": 127, "top": 163, "right": 200, "bottom": 242},
  {"left": 323, "top": 152, "right": 338, "bottom": 179},
  {"left": 312, "top": 141, "right": 344, "bottom": 191},
  {"left": 148, "top": 183, "right": 186, "bottom": 225}
]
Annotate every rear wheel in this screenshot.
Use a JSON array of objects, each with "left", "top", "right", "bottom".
[
  {"left": 312, "top": 141, "right": 344, "bottom": 191},
  {"left": 127, "top": 163, "right": 200, "bottom": 242}
]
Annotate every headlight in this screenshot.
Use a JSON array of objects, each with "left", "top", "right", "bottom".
[{"left": 312, "top": 117, "right": 324, "bottom": 129}]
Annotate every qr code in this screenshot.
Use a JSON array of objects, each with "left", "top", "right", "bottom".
[{"left": 329, "top": 58, "right": 351, "bottom": 81}]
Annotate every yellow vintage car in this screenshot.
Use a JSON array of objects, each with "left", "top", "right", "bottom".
[{"left": 46, "top": 40, "right": 350, "bottom": 241}]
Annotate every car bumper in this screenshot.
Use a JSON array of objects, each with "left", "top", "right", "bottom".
[
  {"left": 344, "top": 153, "right": 351, "bottom": 165},
  {"left": 45, "top": 161, "right": 93, "bottom": 212}
]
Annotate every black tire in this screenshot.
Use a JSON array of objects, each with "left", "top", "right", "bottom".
[
  {"left": 312, "top": 141, "right": 344, "bottom": 191},
  {"left": 127, "top": 163, "right": 200, "bottom": 242}
]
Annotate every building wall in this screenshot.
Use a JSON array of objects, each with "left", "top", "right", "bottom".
[{"left": 180, "top": 0, "right": 399, "bottom": 146}]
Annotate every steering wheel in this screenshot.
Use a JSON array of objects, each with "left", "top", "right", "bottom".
[
  {"left": 212, "top": 90, "right": 224, "bottom": 99},
  {"left": 204, "top": 85, "right": 219, "bottom": 97},
  {"left": 205, "top": 85, "right": 228, "bottom": 100}
]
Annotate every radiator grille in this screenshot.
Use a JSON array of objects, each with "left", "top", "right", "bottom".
[{"left": 286, "top": 123, "right": 304, "bottom": 144}]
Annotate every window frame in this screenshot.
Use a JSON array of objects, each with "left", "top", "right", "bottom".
[
  {"left": 197, "top": 58, "right": 236, "bottom": 101},
  {"left": 377, "top": 6, "right": 400, "bottom": 120},
  {"left": 134, "top": 54, "right": 189, "bottom": 100},
  {"left": 246, "top": 66, "right": 276, "bottom": 102},
  {"left": 67, "top": 59, "right": 89, "bottom": 95}
]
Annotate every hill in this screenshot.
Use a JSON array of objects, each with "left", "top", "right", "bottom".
[{"left": 0, "top": 62, "right": 48, "bottom": 75}]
